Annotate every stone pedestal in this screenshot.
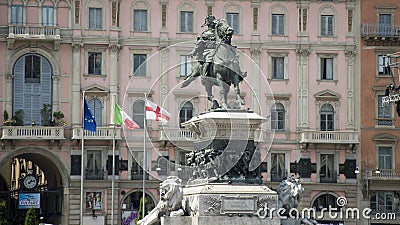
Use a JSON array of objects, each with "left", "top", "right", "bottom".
[{"left": 160, "top": 183, "right": 279, "bottom": 225}]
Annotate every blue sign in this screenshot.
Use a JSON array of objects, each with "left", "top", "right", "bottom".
[{"left": 18, "top": 193, "right": 40, "bottom": 209}]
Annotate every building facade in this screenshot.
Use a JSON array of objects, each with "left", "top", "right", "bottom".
[
  {"left": 360, "top": 0, "right": 400, "bottom": 224},
  {"left": 0, "top": 0, "right": 359, "bottom": 225}
]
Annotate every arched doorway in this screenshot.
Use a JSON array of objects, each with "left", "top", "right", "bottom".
[
  {"left": 121, "top": 191, "right": 156, "bottom": 225},
  {"left": 0, "top": 148, "right": 67, "bottom": 225}
]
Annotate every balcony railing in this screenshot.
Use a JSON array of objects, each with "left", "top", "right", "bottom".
[
  {"left": 300, "top": 130, "right": 359, "bottom": 144},
  {"left": 8, "top": 25, "right": 60, "bottom": 39},
  {"left": 362, "top": 23, "right": 400, "bottom": 37},
  {"left": 1, "top": 126, "right": 65, "bottom": 140},
  {"left": 369, "top": 169, "right": 400, "bottom": 180},
  {"left": 72, "top": 127, "right": 121, "bottom": 140},
  {"left": 158, "top": 127, "right": 194, "bottom": 142}
]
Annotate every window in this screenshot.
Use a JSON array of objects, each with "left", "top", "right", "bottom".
[
  {"left": 379, "top": 14, "right": 392, "bottom": 36},
  {"left": 86, "top": 150, "right": 103, "bottom": 180},
  {"left": 133, "top": 54, "right": 147, "bottom": 77},
  {"left": 321, "top": 57, "right": 333, "bottom": 80},
  {"left": 378, "top": 55, "right": 392, "bottom": 75},
  {"left": 133, "top": 100, "right": 145, "bottom": 128},
  {"left": 272, "top": 14, "right": 284, "bottom": 35},
  {"left": 25, "top": 55, "right": 41, "bottom": 83},
  {"left": 89, "top": 8, "right": 102, "bottom": 29},
  {"left": 312, "top": 194, "right": 340, "bottom": 211},
  {"left": 226, "top": 13, "right": 239, "bottom": 34},
  {"left": 271, "top": 153, "right": 286, "bottom": 182},
  {"left": 378, "top": 147, "right": 393, "bottom": 170},
  {"left": 320, "top": 103, "right": 334, "bottom": 131},
  {"left": 134, "top": 9, "right": 147, "bottom": 31},
  {"left": 11, "top": 5, "right": 24, "bottom": 25},
  {"left": 377, "top": 95, "right": 393, "bottom": 126},
  {"left": 321, "top": 15, "right": 333, "bottom": 36},
  {"left": 88, "top": 98, "right": 102, "bottom": 126},
  {"left": 370, "top": 192, "right": 397, "bottom": 212},
  {"left": 121, "top": 191, "right": 155, "bottom": 211},
  {"left": 88, "top": 53, "right": 102, "bottom": 75},
  {"left": 320, "top": 154, "right": 335, "bottom": 183},
  {"left": 42, "top": 6, "right": 54, "bottom": 26},
  {"left": 131, "top": 154, "right": 148, "bottom": 180},
  {"left": 179, "top": 102, "right": 193, "bottom": 126},
  {"left": 271, "top": 103, "right": 285, "bottom": 130},
  {"left": 272, "top": 57, "right": 284, "bottom": 79},
  {"left": 180, "top": 11, "right": 193, "bottom": 32},
  {"left": 180, "top": 55, "right": 193, "bottom": 77}
]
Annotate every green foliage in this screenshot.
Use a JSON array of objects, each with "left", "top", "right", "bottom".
[
  {"left": 137, "top": 197, "right": 148, "bottom": 221},
  {"left": 12, "top": 109, "right": 24, "bottom": 126},
  {"left": 0, "top": 201, "right": 7, "bottom": 225},
  {"left": 52, "top": 111, "right": 66, "bottom": 126},
  {"left": 3, "top": 111, "right": 10, "bottom": 126},
  {"left": 40, "top": 104, "right": 52, "bottom": 126},
  {"left": 24, "top": 207, "right": 37, "bottom": 225}
]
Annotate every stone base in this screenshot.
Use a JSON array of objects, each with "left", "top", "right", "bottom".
[
  {"left": 176, "top": 183, "right": 279, "bottom": 225},
  {"left": 161, "top": 216, "right": 279, "bottom": 225}
]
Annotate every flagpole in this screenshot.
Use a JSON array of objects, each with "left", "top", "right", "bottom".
[
  {"left": 142, "top": 93, "right": 147, "bottom": 219},
  {"left": 80, "top": 91, "right": 85, "bottom": 225},
  {"left": 111, "top": 93, "right": 116, "bottom": 225}
]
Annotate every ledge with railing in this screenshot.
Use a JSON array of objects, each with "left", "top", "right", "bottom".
[
  {"left": 85, "top": 168, "right": 104, "bottom": 180},
  {"left": 369, "top": 169, "right": 400, "bottom": 180},
  {"left": 8, "top": 25, "right": 60, "bottom": 39},
  {"left": 72, "top": 126, "right": 121, "bottom": 140},
  {"left": 361, "top": 23, "right": 400, "bottom": 37},
  {"left": 158, "top": 127, "right": 194, "bottom": 142},
  {"left": 299, "top": 130, "right": 359, "bottom": 144},
  {"left": 1, "top": 126, "right": 65, "bottom": 140}
]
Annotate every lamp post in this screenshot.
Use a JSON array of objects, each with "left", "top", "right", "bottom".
[{"left": 355, "top": 157, "right": 380, "bottom": 225}]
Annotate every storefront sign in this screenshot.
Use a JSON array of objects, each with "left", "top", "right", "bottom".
[
  {"left": 122, "top": 211, "right": 138, "bottom": 225},
  {"left": 18, "top": 193, "right": 40, "bottom": 209}
]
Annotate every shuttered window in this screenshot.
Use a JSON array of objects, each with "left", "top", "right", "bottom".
[
  {"left": 13, "top": 54, "right": 52, "bottom": 125},
  {"left": 89, "top": 8, "right": 102, "bottom": 29},
  {"left": 272, "top": 14, "right": 284, "bottom": 35},
  {"left": 88, "top": 98, "right": 102, "bottom": 126}
]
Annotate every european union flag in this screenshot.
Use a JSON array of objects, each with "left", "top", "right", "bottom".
[{"left": 84, "top": 98, "right": 97, "bottom": 132}]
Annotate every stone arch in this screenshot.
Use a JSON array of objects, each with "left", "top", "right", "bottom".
[
  {"left": 7, "top": 47, "right": 60, "bottom": 77},
  {"left": 0, "top": 147, "right": 69, "bottom": 187}
]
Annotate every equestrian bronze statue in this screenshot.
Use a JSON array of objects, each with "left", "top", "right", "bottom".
[{"left": 181, "top": 15, "right": 247, "bottom": 109}]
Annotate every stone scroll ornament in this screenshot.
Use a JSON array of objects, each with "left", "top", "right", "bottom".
[{"left": 137, "top": 176, "right": 184, "bottom": 225}]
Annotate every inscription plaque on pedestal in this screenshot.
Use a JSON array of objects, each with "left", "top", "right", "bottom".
[{"left": 221, "top": 196, "right": 257, "bottom": 214}]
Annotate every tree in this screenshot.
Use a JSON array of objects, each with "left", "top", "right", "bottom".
[
  {"left": 0, "top": 201, "right": 7, "bottom": 225},
  {"left": 24, "top": 207, "right": 37, "bottom": 225}
]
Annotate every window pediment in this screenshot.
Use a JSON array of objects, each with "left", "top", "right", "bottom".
[
  {"left": 373, "top": 133, "right": 398, "bottom": 142},
  {"left": 314, "top": 89, "right": 340, "bottom": 101},
  {"left": 82, "top": 85, "right": 109, "bottom": 96}
]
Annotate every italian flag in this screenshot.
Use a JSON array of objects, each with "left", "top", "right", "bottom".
[{"left": 114, "top": 104, "right": 140, "bottom": 130}]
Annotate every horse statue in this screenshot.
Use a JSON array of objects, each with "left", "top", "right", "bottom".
[{"left": 181, "top": 16, "right": 246, "bottom": 109}]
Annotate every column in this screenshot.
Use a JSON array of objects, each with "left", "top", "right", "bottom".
[
  {"left": 345, "top": 50, "right": 356, "bottom": 130},
  {"left": 296, "top": 48, "right": 310, "bottom": 129},
  {"left": 250, "top": 48, "right": 261, "bottom": 113},
  {"left": 52, "top": 76, "right": 60, "bottom": 112},
  {"left": 109, "top": 44, "right": 120, "bottom": 124},
  {"left": 160, "top": 47, "right": 169, "bottom": 108},
  {"left": 5, "top": 74, "right": 13, "bottom": 115},
  {"left": 71, "top": 42, "right": 82, "bottom": 126}
]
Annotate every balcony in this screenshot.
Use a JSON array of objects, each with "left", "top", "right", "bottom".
[
  {"left": 85, "top": 168, "right": 104, "bottom": 180},
  {"left": 72, "top": 127, "right": 121, "bottom": 140},
  {"left": 299, "top": 130, "right": 359, "bottom": 145},
  {"left": 158, "top": 127, "right": 194, "bottom": 142},
  {"left": 7, "top": 25, "right": 61, "bottom": 50},
  {"left": 361, "top": 23, "right": 400, "bottom": 46},
  {"left": 369, "top": 169, "right": 400, "bottom": 180},
  {"left": 1, "top": 126, "right": 65, "bottom": 140}
]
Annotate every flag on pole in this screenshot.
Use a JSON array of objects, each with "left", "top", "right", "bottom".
[
  {"left": 114, "top": 104, "right": 140, "bottom": 130},
  {"left": 83, "top": 98, "right": 97, "bottom": 132},
  {"left": 145, "top": 100, "right": 171, "bottom": 123}
]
